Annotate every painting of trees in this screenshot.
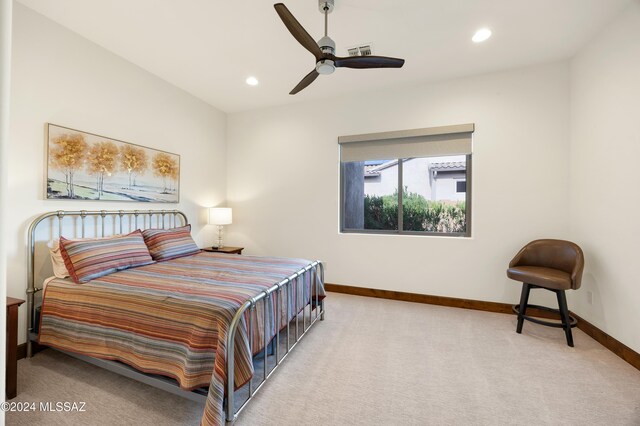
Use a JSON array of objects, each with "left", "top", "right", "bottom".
[
  {"left": 47, "top": 124, "right": 179, "bottom": 202},
  {"left": 120, "top": 145, "right": 148, "bottom": 189},
  {"left": 49, "top": 132, "right": 88, "bottom": 198},
  {"left": 170, "top": 163, "right": 179, "bottom": 192},
  {"left": 86, "top": 141, "right": 118, "bottom": 199},
  {"left": 152, "top": 152, "right": 179, "bottom": 193}
]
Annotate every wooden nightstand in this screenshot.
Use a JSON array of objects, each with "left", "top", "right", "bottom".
[
  {"left": 6, "top": 297, "right": 25, "bottom": 400},
  {"left": 202, "top": 246, "right": 244, "bottom": 255}
]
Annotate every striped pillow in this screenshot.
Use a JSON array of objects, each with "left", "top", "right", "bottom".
[
  {"left": 142, "top": 225, "right": 200, "bottom": 262},
  {"left": 59, "top": 230, "right": 155, "bottom": 284}
]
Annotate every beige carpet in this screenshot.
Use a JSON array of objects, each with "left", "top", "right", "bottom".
[{"left": 6, "top": 292, "right": 640, "bottom": 425}]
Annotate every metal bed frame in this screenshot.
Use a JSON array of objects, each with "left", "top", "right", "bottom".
[{"left": 26, "top": 209, "right": 325, "bottom": 424}]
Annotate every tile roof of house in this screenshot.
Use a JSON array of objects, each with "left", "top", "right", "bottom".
[
  {"left": 365, "top": 159, "right": 398, "bottom": 176},
  {"left": 429, "top": 161, "right": 466, "bottom": 171},
  {"left": 363, "top": 159, "right": 466, "bottom": 177}
]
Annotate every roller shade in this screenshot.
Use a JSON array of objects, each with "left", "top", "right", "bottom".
[{"left": 339, "top": 123, "right": 474, "bottom": 163}]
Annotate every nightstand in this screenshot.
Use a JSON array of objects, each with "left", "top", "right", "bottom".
[
  {"left": 6, "top": 297, "right": 25, "bottom": 399},
  {"left": 202, "top": 246, "right": 244, "bottom": 255}
]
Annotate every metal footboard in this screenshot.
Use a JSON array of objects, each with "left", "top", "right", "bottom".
[{"left": 226, "top": 261, "right": 325, "bottom": 423}]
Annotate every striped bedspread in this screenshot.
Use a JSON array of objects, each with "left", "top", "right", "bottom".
[{"left": 38, "top": 251, "right": 324, "bottom": 425}]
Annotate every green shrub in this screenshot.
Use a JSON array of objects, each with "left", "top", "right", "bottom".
[
  {"left": 364, "top": 192, "right": 398, "bottom": 230},
  {"left": 364, "top": 189, "right": 466, "bottom": 233}
]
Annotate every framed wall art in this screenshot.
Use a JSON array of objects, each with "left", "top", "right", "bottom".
[{"left": 46, "top": 124, "right": 180, "bottom": 203}]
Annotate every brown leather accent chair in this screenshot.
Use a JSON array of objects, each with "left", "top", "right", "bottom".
[{"left": 507, "top": 239, "right": 584, "bottom": 347}]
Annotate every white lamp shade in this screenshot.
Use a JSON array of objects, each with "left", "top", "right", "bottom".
[{"left": 209, "top": 207, "right": 232, "bottom": 225}]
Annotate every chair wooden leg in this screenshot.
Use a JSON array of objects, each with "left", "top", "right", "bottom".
[
  {"left": 516, "top": 283, "right": 531, "bottom": 334},
  {"left": 556, "top": 290, "right": 574, "bottom": 347}
]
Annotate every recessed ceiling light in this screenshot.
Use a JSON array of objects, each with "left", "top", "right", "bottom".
[
  {"left": 472, "top": 28, "right": 492, "bottom": 43},
  {"left": 246, "top": 76, "right": 259, "bottom": 86}
]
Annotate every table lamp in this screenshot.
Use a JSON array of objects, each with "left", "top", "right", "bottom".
[{"left": 209, "top": 207, "right": 232, "bottom": 248}]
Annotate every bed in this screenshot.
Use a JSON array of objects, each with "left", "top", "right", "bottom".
[{"left": 27, "top": 210, "right": 325, "bottom": 425}]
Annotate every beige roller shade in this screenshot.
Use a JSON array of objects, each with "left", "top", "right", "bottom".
[{"left": 339, "top": 123, "right": 474, "bottom": 163}]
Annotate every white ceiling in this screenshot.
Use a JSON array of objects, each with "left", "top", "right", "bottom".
[{"left": 17, "top": 0, "right": 632, "bottom": 113}]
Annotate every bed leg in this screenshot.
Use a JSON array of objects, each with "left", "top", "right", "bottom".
[{"left": 319, "top": 262, "right": 325, "bottom": 321}]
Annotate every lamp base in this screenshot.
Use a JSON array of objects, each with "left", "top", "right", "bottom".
[{"left": 217, "top": 225, "right": 225, "bottom": 249}]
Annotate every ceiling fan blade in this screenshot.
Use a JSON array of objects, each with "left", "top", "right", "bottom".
[
  {"left": 274, "top": 3, "right": 323, "bottom": 61},
  {"left": 334, "top": 55, "right": 405, "bottom": 69},
  {"left": 290, "top": 69, "right": 320, "bottom": 95}
]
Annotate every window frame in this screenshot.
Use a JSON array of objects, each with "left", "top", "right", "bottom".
[{"left": 339, "top": 124, "right": 473, "bottom": 238}]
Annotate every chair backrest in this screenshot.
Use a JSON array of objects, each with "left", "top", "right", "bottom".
[{"left": 509, "top": 239, "right": 584, "bottom": 289}]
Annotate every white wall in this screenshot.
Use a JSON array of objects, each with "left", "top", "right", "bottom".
[
  {"left": 227, "top": 61, "right": 571, "bottom": 306},
  {"left": 8, "top": 4, "right": 227, "bottom": 343},
  {"left": 569, "top": 2, "right": 640, "bottom": 353},
  {"left": 1, "top": 0, "right": 13, "bottom": 411}
]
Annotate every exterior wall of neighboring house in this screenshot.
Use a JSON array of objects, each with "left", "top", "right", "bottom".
[
  {"left": 364, "top": 155, "right": 466, "bottom": 201},
  {"left": 433, "top": 170, "right": 466, "bottom": 201},
  {"left": 401, "top": 158, "right": 431, "bottom": 198},
  {"left": 364, "top": 161, "right": 400, "bottom": 197}
]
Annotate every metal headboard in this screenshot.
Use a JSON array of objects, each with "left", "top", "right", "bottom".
[{"left": 26, "top": 209, "right": 188, "bottom": 354}]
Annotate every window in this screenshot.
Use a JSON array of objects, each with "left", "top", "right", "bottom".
[{"left": 339, "top": 124, "right": 473, "bottom": 237}]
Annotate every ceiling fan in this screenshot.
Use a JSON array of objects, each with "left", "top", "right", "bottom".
[{"left": 274, "top": 0, "right": 405, "bottom": 95}]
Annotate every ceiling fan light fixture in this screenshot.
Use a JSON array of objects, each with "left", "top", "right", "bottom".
[
  {"left": 472, "top": 28, "right": 492, "bottom": 43},
  {"left": 316, "top": 59, "right": 335, "bottom": 75},
  {"left": 245, "top": 76, "right": 259, "bottom": 86}
]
